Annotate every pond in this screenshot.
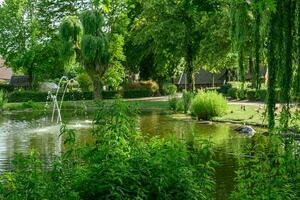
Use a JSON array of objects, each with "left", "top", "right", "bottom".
[{"left": 0, "top": 109, "right": 250, "bottom": 200}]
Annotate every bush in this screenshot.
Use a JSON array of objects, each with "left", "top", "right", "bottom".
[
  {"left": 169, "top": 97, "right": 179, "bottom": 112},
  {"left": 0, "top": 90, "right": 7, "bottom": 110},
  {"left": 246, "top": 89, "right": 258, "bottom": 101},
  {"left": 191, "top": 90, "right": 228, "bottom": 120},
  {"left": 0, "top": 100, "right": 216, "bottom": 200},
  {"left": 124, "top": 81, "right": 159, "bottom": 96},
  {"left": 182, "top": 90, "right": 194, "bottom": 113},
  {"left": 0, "top": 84, "right": 14, "bottom": 93},
  {"left": 77, "top": 72, "right": 92, "bottom": 92},
  {"left": 218, "top": 83, "right": 232, "bottom": 95},
  {"left": 227, "top": 88, "right": 239, "bottom": 99},
  {"left": 123, "top": 89, "right": 152, "bottom": 98},
  {"left": 7, "top": 91, "right": 119, "bottom": 102},
  {"left": 163, "top": 83, "right": 177, "bottom": 95}
]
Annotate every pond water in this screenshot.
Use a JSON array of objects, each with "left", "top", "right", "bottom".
[{"left": 0, "top": 109, "right": 250, "bottom": 200}]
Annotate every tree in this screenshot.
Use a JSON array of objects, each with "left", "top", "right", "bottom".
[
  {"left": 133, "top": 0, "right": 220, "bottom": 91},
  {"left": 60, "top": 11, "right": 110, "bottom": 99},
  {"left": 0, "top": 0, "right": 86, "bottom": 86}
]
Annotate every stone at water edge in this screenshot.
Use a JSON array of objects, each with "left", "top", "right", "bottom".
[{"left": 234, "top": 126, "right": 256, "bottom": 137}]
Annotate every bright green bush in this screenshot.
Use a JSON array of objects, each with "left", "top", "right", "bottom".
[
  {"left": 169, "top": 97, "right": 179, "bottom": 112},
  {"left": 77, "top": 72, "right": 93, "bottom": 92},
  {"left": 163, "top": 83, "right": 177, "bottom": 95},
  {"left": 191, "top": 90, "right": 228, "bottom": 120},
  {"left": 182, "top": 90, "right": 194, "bottom": 113},
  {"left": 0, "top": 100, "right": 216, "bottom": 200},
  {"left": 0, "top": 90, "right": 7, "bottom": 110}
]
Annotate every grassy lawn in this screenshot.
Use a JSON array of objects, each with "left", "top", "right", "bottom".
[{"left": 215, "top": 104, "right": 268, "bottom": 127}]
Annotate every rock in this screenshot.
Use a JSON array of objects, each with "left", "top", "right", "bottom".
[
  {"left": 234, "top": 126, "right": 256, "bottom": 137},
  {"left": 40, "top": 82, "right": 59, "bottom": 92}
]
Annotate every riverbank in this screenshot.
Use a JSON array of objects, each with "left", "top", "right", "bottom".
[{"left": 3, "top": 98, "right": 272, "bottom": 126}]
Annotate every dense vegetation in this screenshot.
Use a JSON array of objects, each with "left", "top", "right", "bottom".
[
  {"left": 0, "top": 0, "right": 300, "bottom": 199},
  {"left": 0, "top": 100, "right": 216, "bottom": 200}
]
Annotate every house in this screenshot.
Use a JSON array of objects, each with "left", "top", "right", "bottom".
[
  {"left": 177, "top": 69, "right": 228, "bottom": 89},
  {"left": 177, "top": 67, "right": 267, "bottom": 89},
  {"left": 0, "top": 58, "right": 13, "bottom": 82},
  {"left": 9, "top": 75, "right": 31, "bottom": 88}
]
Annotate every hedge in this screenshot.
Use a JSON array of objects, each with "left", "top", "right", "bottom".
[
  {"left": 0, "top": 84, "right": 14, "bottom": 93},
  {"left": 123, "top": 89, "right": 152, "bottom": 99},
  {"left": 7, "top": 90, "right": 151, "bottom": 103},
  {"left": 7, "top": 91, "right": 119, "bottom": 103}
]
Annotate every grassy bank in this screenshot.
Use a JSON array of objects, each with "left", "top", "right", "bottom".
[
  {"left": 5, "top": 99, "right": 298, "bottom": 127},
  {"left": 3, "top": 99, "right": 170, "bottom": 112}
]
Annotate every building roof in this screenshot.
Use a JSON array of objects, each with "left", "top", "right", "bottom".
[
  {"left": 0, "top": 67, "right": 13, "bottom": 81},
  {"left": 10, "top": 76, "right": 31, "bottom": 87},
  {"left": 177, "top": 69, "right": 227, "bottom": 85}
]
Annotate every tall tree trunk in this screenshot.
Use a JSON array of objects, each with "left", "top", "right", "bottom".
[
  {"left": 28, "top": 66, "right": 34, "bottom": 89},
  {"left": 186, "top": 45, "right": 195, "bottom": 91},
  {"left": 238, "top": 48, "right": 245, "bottom": 97},
  {"left": 267, "top": 10, "right": 278, "bottom": 132},
  {"left": 254, "top": 8, "right": 261, "bottom": 90},
  {"left": 91, "top": 74, "right": 102, "bottom": 99}
]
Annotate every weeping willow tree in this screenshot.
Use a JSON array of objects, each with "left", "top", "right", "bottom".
[
  {"left": 60, "top": 10, "right": 110, "bottom": 99},
  {"left": 279, "top": 0, "right": 296, "bottom": 129},
  {"left": 296, "top": 1, "right": 300, "bottom": 100},
  {"left": 253, "top": 0, "right": 261, "bottom": 91},
  {"left": 230, "top": 1, "right": 251, "bottom": 95}
]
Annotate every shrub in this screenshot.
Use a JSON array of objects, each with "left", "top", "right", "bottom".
[
  {"left": 163, "top": 83, "right": 177, "bottom": 95},
  {"left": 218, "top": 83, "right": 232, "bottom": 95},
  {"left": 227, "top": 88, "right": 239, "bottom": 99},
  {"left": 182, "top": 90, "right": 194, "bottom": 113},
  {"left": 77, "top": 72, "right": 92, "bottom": 92},
  {"left": 191, "top": 90, "right": 228, "bottom": 120},
  {"left": 169, "top": 97, "right": 179, "bottom": 112},
  {"left": 231, "top": 134, "right": 300, "bottom": 199},
  {"left": 0, "top": 90, "right": 7, "bottom": 110},
  {"left": 246, "top": 89, "right": 257, "bottom": 101},
  {"left": 0, "top": 84, "right": 14, "bottom": 93},
  {"left": 124, "top": 81, "right": 159, "bottom": 96},
  {"left": 123, "top": 89, "right": 152, "bottom": 98},
  {"left": 7, "top": 91, "right": 118, "bottom": 102}
]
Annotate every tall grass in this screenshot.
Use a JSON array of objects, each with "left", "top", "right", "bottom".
[{"left": 191, "top": 90, "right": 228, "bottom": 120}]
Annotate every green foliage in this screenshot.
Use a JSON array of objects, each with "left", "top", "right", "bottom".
[
  {"left": 182, "top": 90, "right": 194, "bottom": 113},
  {"left": 124, "top": 81, "right": 159, "bottom": 95},
  {"left": 163, "top": 84, "right": 177, "bottom": 95},
  {"left": 0, "top": 90, "right": 7, "bottom": 110},
  {"left": 123, "top": 89, "right": 152, "bottom": 98},
  {"left": 77, "top": 72, "right": 93, "bottom": 92},
  {"left": 227, "top": 87, "right": 239, "bottom": 99},
  {"left": 168, "top": 97, "right": 179, "bottom": 112},
  {"left": 0, "top": 100, "right": 216, "bottom": 200},
  {"left": 191, "top": 90, "right": 228, "bottom": 120},
  {"left": 231, "top": 134, "right": 300, "bottom": 199}
]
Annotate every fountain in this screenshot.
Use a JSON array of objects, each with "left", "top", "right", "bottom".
[{"left": 48, "top": 76, "right": 76, "bottom": 124}]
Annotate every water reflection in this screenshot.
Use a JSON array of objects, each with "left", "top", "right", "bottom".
[{"left": 0, "top": 110, "right": 249, "bottom": 200}]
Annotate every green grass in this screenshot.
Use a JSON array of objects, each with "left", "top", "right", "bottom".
[
  {"left": 215, "top": 104, "right": 267, "bottom": 126},
  {"left": 4, "top": 100, "right": 170, "bottom": 111}
]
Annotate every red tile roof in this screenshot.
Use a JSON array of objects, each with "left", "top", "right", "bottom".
[{"left": 0, "top": 67, "right": 13, "bottom": 81}]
